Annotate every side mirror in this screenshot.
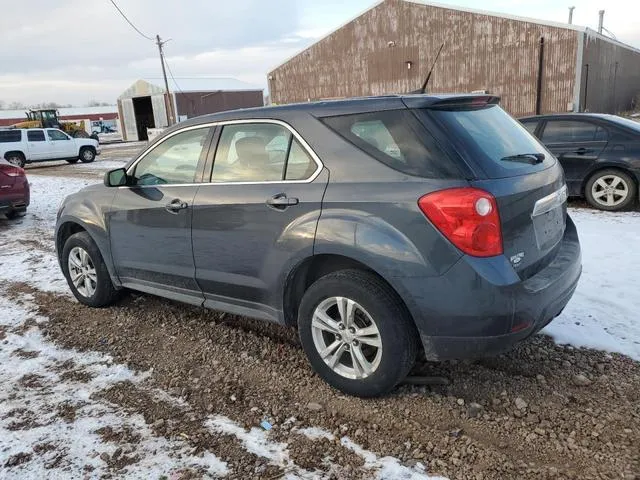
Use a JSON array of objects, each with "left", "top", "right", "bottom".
[{"left": 104, "top": 168, "right": 128, "bottom": 187}]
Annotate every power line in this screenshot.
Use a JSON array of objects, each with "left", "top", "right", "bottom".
[
  {"left": 107, "top": 0, "right": 154, "bottom": 41},
  {"left": 163, "top": 57, "right": 183, "bottom": 94}
]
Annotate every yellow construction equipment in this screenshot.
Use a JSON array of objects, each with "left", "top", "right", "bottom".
[{"left": 13, "top": 109, "right": 98, "bottom": 140}]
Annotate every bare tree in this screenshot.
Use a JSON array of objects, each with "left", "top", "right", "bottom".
[
  {"left": 0, "top": 100, "right": 5, "bottom": 110},
  {"left": 8, "top": 101, "right": 26, "bottom": 110}
]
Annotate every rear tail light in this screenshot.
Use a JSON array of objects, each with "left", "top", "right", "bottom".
[
  {"left": 418, "top": 187, "right": 503, "bottom": 257},
  {"left": 0, "top": 164, "right": 24, "bottom": 177}
]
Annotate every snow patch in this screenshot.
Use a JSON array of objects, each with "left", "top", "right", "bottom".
[
  {"left": 0, "top": 291, "right": 228, "bottom": 478},
  {"left": 543, "top": 208, "right": 640, "bottom": 360}
]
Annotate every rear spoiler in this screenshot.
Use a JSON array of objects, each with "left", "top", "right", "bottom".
[{"left": 402, "top": 95, "right": 501, "bottom": 110}]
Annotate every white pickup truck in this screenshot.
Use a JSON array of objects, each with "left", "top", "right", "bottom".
[{"left": 0, "top": 128, "right": 101, "bottom": 168}]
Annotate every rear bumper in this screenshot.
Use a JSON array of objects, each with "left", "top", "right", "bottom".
[
  {"left": 395, "top": 215, "right": 582, "bottom": 361},
  {"left": 0, "top": 185, "right": 30, "bottom": 212}
]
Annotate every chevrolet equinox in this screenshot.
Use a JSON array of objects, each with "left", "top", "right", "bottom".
[{"left": 56, "top": 95, "right": 582, "bottom": 397}]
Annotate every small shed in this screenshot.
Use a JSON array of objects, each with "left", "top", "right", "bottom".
[
  {"left": 117, "top": 80, "right": 170, "bottom": 142},
  {"left": 117, "top": 78, "right": 264, "bottom": 141}
]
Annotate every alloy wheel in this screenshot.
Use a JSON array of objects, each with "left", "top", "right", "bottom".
[
  {"left": 591, "top": 174, "right": 629, "bottom": 208},
  {"left": 311, "top": 297, "right": 382, "bottom": 379},
  {"left": 67, "top": 246, "right": 97, "bottom": 298}
]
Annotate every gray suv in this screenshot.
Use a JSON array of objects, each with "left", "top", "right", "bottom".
[{"left": 56, "top": 94, "right": 582, "bottom": 397}]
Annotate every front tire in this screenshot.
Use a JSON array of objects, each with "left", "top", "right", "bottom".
[
  {"left": 298, "top": 269, "right": 418, "bottom": 397},
  {"left": 61, "top": 232, "right": 120, "bottom": 307},
  {"left": 79, "top": 147, "right": 96, "bottom": 163},
  {"left": 585, "top": 169, "right": 635, "bottom": 211}
]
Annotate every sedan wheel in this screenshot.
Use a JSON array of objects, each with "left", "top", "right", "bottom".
[
  {"left": 586, "top": 170, "right": 635, "bottom": 211},
  {"left": 311, "top": 297, "right": 382, "bottom": 379},
  {"left": 67, "top": 246, "right": 98, "bottom": 298}
]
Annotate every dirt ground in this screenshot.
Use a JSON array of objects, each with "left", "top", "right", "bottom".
[{"left": 10, "top": 283, "right": 639, "bottom": 480}]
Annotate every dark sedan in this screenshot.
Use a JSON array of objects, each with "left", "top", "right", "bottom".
[{"left": 520, "top": 113, "right": 640, "bottom": 211}]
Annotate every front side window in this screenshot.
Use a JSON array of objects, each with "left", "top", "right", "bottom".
[
  {"left": 132, "top": 127, "right": 210, "bottom": 185},
  {"left": 542, "top": 120, "right": 599, "bottom": 143},
  {"left": 47, "top": 129, "right": 69, "bottom": 141},
  {"left": 27, "top": 130, "right": 45, "bottom": 142},
  {"left": 211, "top": 123, "right": 316, "bottom": 183}
]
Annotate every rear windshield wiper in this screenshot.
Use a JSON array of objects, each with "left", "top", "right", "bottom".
[{"left": 500, "top": 153, "right": 545, "bottom": 164}]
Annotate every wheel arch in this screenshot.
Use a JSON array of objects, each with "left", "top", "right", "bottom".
[
  {"left": 4, "top": 150, "right": 26, "bottom": 161},
  {"left": 56, "top": 218, "right": 120, "bottom": 288},
  {"left": 282, "top": 253, "right": 418, "bottom": 330}
]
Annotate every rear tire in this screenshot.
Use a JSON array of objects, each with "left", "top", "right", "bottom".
[
  {"left": 585, "top": 169, "right": 635, "bottom": 211},
  {"left": 5, "top": 153, "right": 26, "bottom": 168},
  {"left": 61, "top": 232, "right": 120, "bottom": 307},
  {"left": 298, "top": 269, "right": 418, "bottom": 397},
  {"left": 79, "top": 147, "right": 96, "bottom": 163}
]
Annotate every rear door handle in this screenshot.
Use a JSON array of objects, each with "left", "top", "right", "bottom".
[
  {"left": 573, "top": 147, "right": 591, "bottom": 154},
  {"left": 266, "top": 193, "right": 299, "bottom": 210},
  {"left": 165, "top": 198, "right": 188, "bottom": 213}
]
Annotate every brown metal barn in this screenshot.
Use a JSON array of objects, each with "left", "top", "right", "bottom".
[{"left": 268, "top": 0, "right": 640, "bottom": 116}]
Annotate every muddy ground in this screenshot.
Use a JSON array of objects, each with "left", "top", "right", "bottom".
[{"left": 9, "top": 283, "right": 639, "bottom": 480}]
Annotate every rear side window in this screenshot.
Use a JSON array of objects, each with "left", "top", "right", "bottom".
[
  {"left": 0, "top": 130, "right": 22, "bottom": 143},
  {"left": 426, "top": 105, "right": 554, "bottom": 178},
  {"left": 521, "top": 120, "right": 539, "bottom": 136},
  {"left": 27, "top": 130, "right": 45, "bottom": 142},
  {"left": 542, "top": 120, "right": 601, "bottom": 143},
  {"left": 320, "top": 110, "right": 461, "bottom": 178}
]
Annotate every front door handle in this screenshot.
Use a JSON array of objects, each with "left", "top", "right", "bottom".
[
  {"left": 266, "top": 193, "right": 299, "bottom": 210},
  {"left": 165, "top": 198, "right": 188, "bottom": 214}
]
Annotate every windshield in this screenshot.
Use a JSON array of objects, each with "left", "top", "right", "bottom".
[{"left": 424, "top": 105, "right": 555, "bottom": 179}]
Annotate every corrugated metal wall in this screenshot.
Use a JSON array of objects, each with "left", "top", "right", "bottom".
[
  {"left": 269, "top": 0, "right": 580, "bottom": 116},
  {"left": 175, "top": 90, "right": 264, "bottom": 119},
  {"left": 580, "top": 31, "right": 640, "bottom": 113}
]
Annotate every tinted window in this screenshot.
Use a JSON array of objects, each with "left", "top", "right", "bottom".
[
  {"left": 321, "top": 110, "right": 460, "bottom": 178},
  {"left": 285, "top": 139, "right": 316, "bottom": 180},
  {"left": 0, "top": 130, "right": 22, "bottom": 143},
  {"left": 133, "top": 127, "right": 210, "bottom": 185},
  {"left": 542, "top": 120, "right": 599, "bottom": 143},
  {"left": 27, "top": 130, "right": 45, "bottom": 142},
  {"left": 594, "top": 126, "right": 609, "bottom": 141},
  {"left": 211, "top": 123, "right": 316, "bottom": 183},
  {"left": 604, "top": 116, "right": 640, "bottom": 133},
  {"left": 427, "top": 105, "right": 553, "bottom": 178},
  {"left": 521, "top": 120, "right": 539, "bottom": 136}
]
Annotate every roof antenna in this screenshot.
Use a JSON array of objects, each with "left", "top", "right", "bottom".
[{"left": 413, "top": 43, "right": 444, "bottom": 94}]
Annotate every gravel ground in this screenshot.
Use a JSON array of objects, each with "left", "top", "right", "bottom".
[{"left": 11, "top": 284, "right": 638, "bottom": 479}]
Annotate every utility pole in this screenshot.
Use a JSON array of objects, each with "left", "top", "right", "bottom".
[
  {"left": 156, "top": 34, "right": 175, "bottom": 126},
  {"left": 568, "top": 6, "right": 575, "bottom": 24}
]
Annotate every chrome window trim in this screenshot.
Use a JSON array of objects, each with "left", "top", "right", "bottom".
[
  {"left": 124, "top": 119, "right": 324, "bottom": 188},
  {"left": 532, "top": 185, "right": 568, "bottom": 217}
]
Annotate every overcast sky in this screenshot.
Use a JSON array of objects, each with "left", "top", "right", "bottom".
[{"left": 0, "top": 0, "right": 638, "bottom": 106}]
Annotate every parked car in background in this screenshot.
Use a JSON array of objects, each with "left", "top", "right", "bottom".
[
  {"left": 520, "top": 114, "right": 640, "bottom": 211},
  {"left": 0, "top": 158, "right": 29, "bottom": 219},
  {"left": 55, "top": 94, "right": 581, "bottom": 397},
  {"left": 0, "top": 128, "right": 101, "bottom": 168}
]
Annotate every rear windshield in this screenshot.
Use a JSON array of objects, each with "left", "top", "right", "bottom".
[
  {"left": 320, "top": 110, "right": 462, "bottom": 179},
  {"left": 604, "top": 115, "right": 640, "bottom": 133},
  {"left": 424, "top": 105, "right": 555, "bottom": 179},
  {"left": 0, "top": 130, "right": 22, "bottom": 143}
]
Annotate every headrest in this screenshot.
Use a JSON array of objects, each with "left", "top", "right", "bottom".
[{"left": 235, "top": 136, "right": 268, "bottom": 159}]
